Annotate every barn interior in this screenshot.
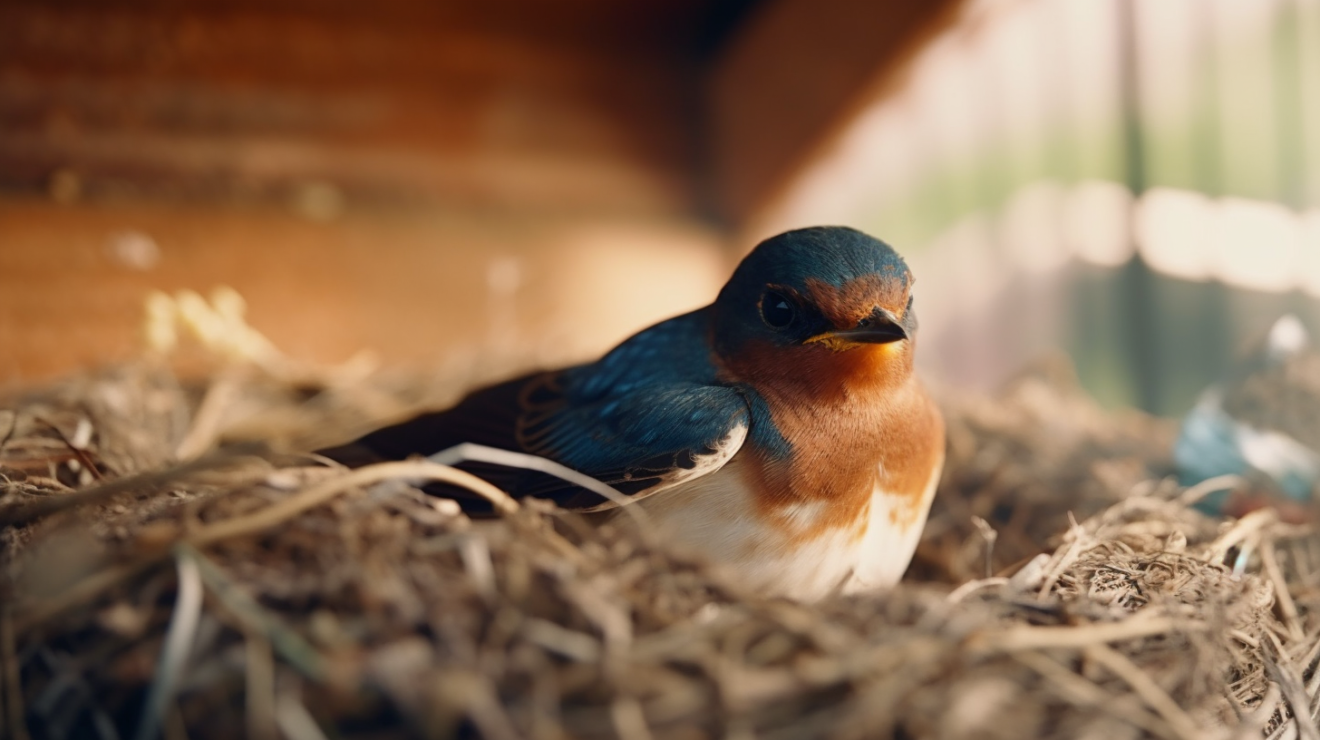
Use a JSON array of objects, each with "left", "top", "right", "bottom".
[{"left": 4, "top": 1, "right": 1320, "bottom": 738}]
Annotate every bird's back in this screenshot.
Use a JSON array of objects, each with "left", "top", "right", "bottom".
[{"left": 319, "top": 308, "right": 750, "bottom": 511}]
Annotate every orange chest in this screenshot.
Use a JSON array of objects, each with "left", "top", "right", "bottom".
[{"left": 745, "top": 381, "right": 945, "bottom": 529}]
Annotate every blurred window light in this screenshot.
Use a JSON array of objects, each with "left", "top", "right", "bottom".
[
  {"left": 1213, "top": 198, "right": 1300, "bottom": 293},
  {"left": 752, "top": 0, "right": 1320, "bottom": 405},
  {"left": 1302, "top": 210, "right": 1320, "bottom": 298},
  {"left": 1135, "top": 189, "right": 1306, "bottom": 292},
  {"left": 1065, "top": 180, "right": 1133, "bottom": 268},
  {"left": 1000, "top": 181, "right": 1068, "bottom": 274},
  {"left": 1135, "top": 188, "right": 1215, "bottom": 282},
  {"left": 927, "top": 213, "right": 1003, "bottom": 312}
]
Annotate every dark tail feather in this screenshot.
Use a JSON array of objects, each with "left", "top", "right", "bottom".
[{"left": 314, "top": 441, "right": 389, "bottom": 469}]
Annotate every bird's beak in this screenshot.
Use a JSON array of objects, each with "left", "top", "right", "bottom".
[{"left": 805, "top": 309, "right": 908, "bottom": 350}]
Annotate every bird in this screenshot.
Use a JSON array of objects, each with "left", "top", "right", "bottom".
[{"left": 320, "top": 226, "right": 946, "bottom": 601}]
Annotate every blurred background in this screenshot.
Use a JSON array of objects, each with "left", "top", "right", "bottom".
[{"left": 2, "top": 0, "right": 1318, "bottom": 417}]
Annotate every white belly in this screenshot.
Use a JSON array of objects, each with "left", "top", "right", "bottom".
[
  {"left": 844, "top": 447, "right": 944, "bottom": 594},
  {"left": 621, "top": 451, "right": 943, "bottom": 601}
]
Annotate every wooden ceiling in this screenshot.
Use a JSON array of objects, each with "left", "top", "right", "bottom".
[
  {"left": 0, "top": 0, "right": 958, "bottom": 225},
  {"left": 0, "top": 0, "right": 962, "bottom": 384}
]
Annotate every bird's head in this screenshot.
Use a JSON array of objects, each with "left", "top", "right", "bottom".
[{"left": 711, "top": 226, "right": 919, "bottom": 396}]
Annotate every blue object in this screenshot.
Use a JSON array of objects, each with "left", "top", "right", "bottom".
[{"left": 1175, "top": 316, "right": 1319, "bottom": 514}]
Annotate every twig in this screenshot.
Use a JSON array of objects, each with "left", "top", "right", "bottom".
[
  {"left": 1207, "top": 508, "right": 1278, "bottom": 563},
  {"left": 459, "top": 536, "right": 497, "bottom": 603},
  {"left": 134, "top": 552, "right": 203, "bottom": 740},
  {"left": 610, "top": 697, "right": 654, "bottom": 740},
  {"left": 427, "top": 443, "right": 649, "bottom": 527},
  {"left": 32, "top": 416, "right": 104, "bottom": 482},
  {"left": 1037, "top": 512, "right": 1088, "bottom": 600},
  {"left": 1264, "top": 640, "right": 1320, "bottom": 740},
  {"left": 1232, "top": 542, "right": 1254, "bottom": 580},
  {"left": 1247, "top": 683, "right": 1283, "bottom": 740},
  {"left": 968, "top": 615, "right": 1200, "bottom": 654},
  {"left": 972, "top": 516, "right": 998, "bottom": 578},
  {"left": 1260, "top": 541, "right": 1305, "bottom": 643},
  {"left": 945, "top": 577, "right": 1008, "bottom": 604},
  {"left": 245, "top": 634, "right": 277, "bottom": 740},
  {"left": 1230, "top": 629, "right": 1261, "bottom": 649},
  {"left": 1299, "top": 638, "right": 1320, "bottom": 693},
  {"left": 182, "top": 545, "right": 325, "bottom": 681},
  {"left": 1085, "top": 643, "right": 1203, "bottom": 740},
  {"left": 275, "top": 693, "right": 330, "bottom": 740},
  {"left": 1177, "top": 474, "right": 1245, "bottom": 507},
  {"left": 0, "top": 443, "right": 267, "bottom": 528},
  {"left": 1013, "top": 650, "right": 1168, "bottom": 736},
  {"left": 176, "top": 373, "right": 244, "bottom": 461},
  {"left": 189, "top": 460, "right": 518, "bottom": 549},
  {"left": 2, "top": 607, "right": 30, "bottom": 740}
]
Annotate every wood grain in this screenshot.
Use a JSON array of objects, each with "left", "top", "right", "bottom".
[{"left": 0, "top": 199, "right": 729, "bottom": 384}]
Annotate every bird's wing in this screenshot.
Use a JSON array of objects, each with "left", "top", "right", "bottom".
[
  {"left": 320, "top": 309, "right": 751, "bottom": 511},
  {"left": 513, "top": 376, "right": 749, "bottom": 509}
]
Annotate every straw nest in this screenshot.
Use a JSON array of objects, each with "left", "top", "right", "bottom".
[{"left": 2, "top": 355, "right": 1318, "bottom": 740}]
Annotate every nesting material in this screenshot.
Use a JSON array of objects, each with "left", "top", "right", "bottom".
[
  {"left": 1223, "top": 351, "right": 1320, "bottom": 453},
  {"left": 1, "top": 358, "right": 1317, "bottom": 740}
]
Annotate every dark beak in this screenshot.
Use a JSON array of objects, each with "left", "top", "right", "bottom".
[{"left": 829, "top": 309, "right": 908, "bottom": 344}]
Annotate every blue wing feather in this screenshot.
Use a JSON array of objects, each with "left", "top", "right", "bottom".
[{"left": 321, "top": 308, "right": 751, "bottom": 510}]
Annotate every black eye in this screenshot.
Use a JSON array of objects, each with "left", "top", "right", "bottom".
[{"left": 760, "top": 290, "right": 796, "bottom": 328}]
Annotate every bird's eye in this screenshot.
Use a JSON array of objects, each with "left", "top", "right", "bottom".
[{"left": 759, "top": 290, "right": 796, "bottom": 328}]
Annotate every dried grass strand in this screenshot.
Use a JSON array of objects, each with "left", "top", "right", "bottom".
[
  {"left": 185, "top": 545, "right": 325, "bottom": 681},
  {"left": 1265, "top": 649, "right": 1320, "bottom": 740},
  {"left": 1176, "top": 474, "right": 1245, "bottom": 507},
  {"left": 188, "top": 461, "right": 517, "bottom": 549},
  {"left": 1261, "top": 541, "right": 1305, "bottom": 642},
  {"left": 1208, "top": 508, "right": 1279, "bottom": 562},
  {"left": 969, "top": 615, "right": 1199, "bottom": 654},
  {"left": 0, "top": 443, "right": 267, "bottom": 528},
  {"left": 245, "top": 634, "right": 277, "bottom": 740},
  {"left": 176, "top": 372, "right": 243, "bottom": 461},
  {"left": 1085, "top": 643, "right": 1204, "bottom": 740},
  {"left": 1013, "top": 650, "right": 1168, "bottom": 735},
  {"left": 275, "top": 694, "right": 330, "bottom": 740},
  {"left": 1037, "top": 513, "right": 1087, "bottom": 600},
  {"left": 33, "top": 415, "right": 104, "bottom": 482},
  {"left": 134, "top": 552, "right": 203, "bottom": 740},
  {"left": 1, "top": 608, "right": 30, "bottom": 740},
  {"left": 427, "top": 443, "right": 650, "bottom": 528},
  {"left": 945, "top": 577, "right": 1008, "bottom": 604}
]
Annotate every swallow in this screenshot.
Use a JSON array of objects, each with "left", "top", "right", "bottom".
[{"left": 320, "top": 226, "right": 946, "bottom": 601}]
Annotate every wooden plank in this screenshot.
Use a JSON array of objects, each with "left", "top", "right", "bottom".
[
  {"left": 0, "top": 199, "right": 729, "bottom": 384},
  {"left": 0, "top": 2, "right": 709, "bottom": 216},
  {"left": 707, "top": 0, "right": 963, "bottom": 225}
]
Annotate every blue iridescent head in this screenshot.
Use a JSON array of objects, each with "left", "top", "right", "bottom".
[{"left": 711, "top": 226, "right": 917, "bottom": 360}]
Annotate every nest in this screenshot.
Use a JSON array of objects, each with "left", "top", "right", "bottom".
[
  {"left": 2, "top": 357, "right": 1318, "bottom": 740},
  {"left": 1222, "top": 351, "right": 1320, "bottom": 452}
]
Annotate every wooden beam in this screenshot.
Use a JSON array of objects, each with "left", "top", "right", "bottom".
[
  {"left": 707, "top": 0, "right": 963, "bottom": 226},
  {"left": 0, "top": 2, "right": 707, "bottom": 217}
]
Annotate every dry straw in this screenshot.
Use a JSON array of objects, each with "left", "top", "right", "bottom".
[{"left": 1, "top": 357, "right": 1317, "bottom": 739}]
